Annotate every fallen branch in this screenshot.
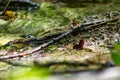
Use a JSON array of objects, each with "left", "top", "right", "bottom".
[
  {"left": 3, "top": 32, "right": 63, "bottom": 47},
  {"left": 0, "top": 19, "right": 119, "bottom": 59},
  {"left": 0, "top": 59, "right": 115, "bottom": 74},
  {"left": 33, "top": 61, "right": 88, "bottom": 67},
  {"left": 51, "top": 67, "right": 112, "bottom": 74},
  {"left": 33, "top": 60, "right": 115, "bottom": 74}
]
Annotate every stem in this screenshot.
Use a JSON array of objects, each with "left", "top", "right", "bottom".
[{"left": 1, "top": 0, "right": 11, "bottom": 15}]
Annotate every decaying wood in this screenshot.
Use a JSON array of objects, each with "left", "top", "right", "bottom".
[
  {"left": 51, "top": 67, "right": 118, "bottom": 74},
  {"left": 0, "top": 16, "right": 9, "bottom": 20},
  {"left": 33, "top": 61, "right": 89, "bottom": 67},
  {"left": 0, "top": 18, "right": 119, "bottom": 59},
  {"left": 33, "top": 60, "right": 115, "bottom": 74}
]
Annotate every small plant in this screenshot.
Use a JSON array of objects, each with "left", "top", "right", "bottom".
[
  {"left": 46, "top": 44, "right": 58, "bottom": 51},
  {"left": 111, "top": 43, "right": 120, "bottom": 65}
]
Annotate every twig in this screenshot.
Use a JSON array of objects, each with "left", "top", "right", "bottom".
[
  {"left": 0, "top": 19, "right": 118, "bottom": 59},
  {"left": 0, "top": 0, "right": 11, "bottom": 15},
  {"left": 4, "top": 32, "right": 63, "bottom": 47}
]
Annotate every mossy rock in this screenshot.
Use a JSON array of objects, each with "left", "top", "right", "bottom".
[{"left": 0, "top": 19, "right": 8, "bottom": 30}]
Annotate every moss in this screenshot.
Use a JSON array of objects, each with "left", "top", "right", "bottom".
[
  {"left": 0, "top": 2, "right": 119, "bottom": 37},
  {"left": 46, "top": 44, "right": 58, "bottom": 51},
  {"left": 111, "top": 43, "right": 120, "bottom": 65},
  {"left": 0, "top": 33, "right": 21, "bottom": 45}
]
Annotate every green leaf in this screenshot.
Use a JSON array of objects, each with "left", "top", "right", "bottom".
[
  {"left": 9, "top": 66, "right": 50, "bottom": 80},
  {"left": 111, "top": 43, "right": 120, "bottom": 65},
  {"left": 111, "top": 52, "right": 120, "bottom": 65},
  {"left": 114, "top": 43, "right": 120, "bottom": 52},
  {"left": 47, "top": 45, "right": 58, "bottom": 51}
]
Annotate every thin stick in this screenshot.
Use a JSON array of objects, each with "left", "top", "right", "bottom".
[
  {"left": 1, "top": 0, "right": 11, "bottom": 15},
  {"left": 4, "top": 32, "right": 63, "bottom": 47}
]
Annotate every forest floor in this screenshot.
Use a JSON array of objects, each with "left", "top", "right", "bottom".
[{"left": 0, "top": 2, "right": 120, "bottom": 80}]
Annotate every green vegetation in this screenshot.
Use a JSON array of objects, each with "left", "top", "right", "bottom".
[
  {"left": 111, "top": 43, "right": 120, "bottom": 65},
  {"left": 1, "top": 2, "right": 120, "bottom": 39},
  {"left": 9, "top": 66, "right": 50, "bottom": 80},
  {"left": 0, "top": 1, "right": 120, "bottom": 80}
]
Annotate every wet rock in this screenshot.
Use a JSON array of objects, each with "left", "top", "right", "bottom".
[{"left": 105, "top": 60, "right": 115, "bottom": 67}]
